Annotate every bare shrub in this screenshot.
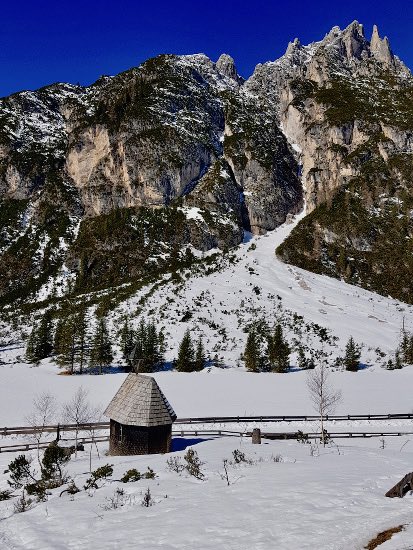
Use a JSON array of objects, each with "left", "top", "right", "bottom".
[
  {"left": 166, "top": 456, "right": 185, "bottom": 474},
  {"left": 271, "top": 454, "right": 283, "bottom": 463},
  {"left": 231, "top": 449, "right": 253, "bottom": 465},
  {"left": 26, "top": 391, "right": 57, "bottom": 464},
  {"left": 13, "top": 490, "right": 33, "bottom": 513},
  {"left": 62, "top": 387, "right": 100, "bottom": 458},
  {"left": 103, "top": 488, "right": 127, "bottom": 510},
  {"left": 307, "top": 361, "right": 342, "bottom": 446}
]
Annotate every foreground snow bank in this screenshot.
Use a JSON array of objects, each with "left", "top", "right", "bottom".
[{"left": 0, "top": 436, "right": 412, "bottom": 550}]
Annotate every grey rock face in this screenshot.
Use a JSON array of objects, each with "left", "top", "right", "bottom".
[
  {"left": 184, "top": 158, "right": 244, "bottom": 249},
  {"left": 0, "top": 50, "right": 303, "bottom": 252},
  {"left": 370, "top": 24, "right": 393, "bottom": 65},
  {"left": 223, "top": 94, "right": 302, "bottom": 234},
  {"left": 216, "top": 54, "right": 244, "bottom": 84},
  {"left": 245, "top": 20, "right": 412, "bottom": 212}
]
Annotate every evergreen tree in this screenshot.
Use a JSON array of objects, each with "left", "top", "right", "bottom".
[
  {"left": 130, "top": 320, "right": 145, "bottom": 370},
  {"left": 119, "top": 318, "right": 135, "bottom": 369},
  {"left": 344, "top": 336, "right": 361, "bottom": 372},
  {"left": 75, "top": 304, "right": 89, "bottom": 374},
  {"left": 89, "top": 318, "right": 113, "bottom": 374},
  {"left": 400, "top": 331, "right": 413, "bottom": 364},
  {"left": 268, "top": 324, "right": 290, "bottom": 373},
  {"left": 297, "top": 345, "right": 315, "bottom": 370},
  {"left": 143, "top": 321, "right": 161, "bottom": 372},
  {"left": 53, "top": 318, "right": 66, "bottom": 356},
  {"left": 36, "top": 309, "right": 54, "bottom": 359},
  {"left": 25, "top": 325, "right": 40, "bottom": 364},
  {"left": 55, "top": 316, "right": 77, "bottom": 374},
  {"left": 194, "top": 337, "right": 206, "bottom": 371},
  {"left": 394, "top": 349, "right": 403, "bottom": 369},
  {"left": 176, "top": 330, "right": 194, "bottom": 372},
  {"left": 129, "top": 320, "right": 164, "bottom": 373},
  {"left": 25, "top": 310, "right": 54, "bottom": 364},
  {"left": 244, "top": 329, "right": 261, "bottom": 372}
]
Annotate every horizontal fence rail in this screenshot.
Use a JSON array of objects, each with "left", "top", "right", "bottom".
[
  {"left": 1, "top": 413, "right": 413, "bottom": 438},
  {"left": 1, "top": 422, "right": 109, "bottom": 437},
  {"left": 0, "top": 436, "right": 110, "bottom": 454},
  {"left": 175, "top": 413, "right": 413, "bottom": 424}
]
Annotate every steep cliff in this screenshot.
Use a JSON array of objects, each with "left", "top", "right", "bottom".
[
  {"left": 269, "top": 22, "right": 413, "bottom": 302},
  {"left": 0, "top": 52, "right": 301, "bottom": 306}
]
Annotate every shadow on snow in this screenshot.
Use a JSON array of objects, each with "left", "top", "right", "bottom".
[{"left": 171, "top": 437, "right": 214, "bottom": 452}]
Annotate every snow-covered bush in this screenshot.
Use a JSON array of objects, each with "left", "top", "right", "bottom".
[
  {"left": 184, "top": 448, "right": 205, "bottom": 480},
  {"left": 141, "top": 487, "right": 154, "bottom": 507}
]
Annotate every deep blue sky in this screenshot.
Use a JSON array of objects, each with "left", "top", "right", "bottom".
[{"left": 1, "top": 0, "right": 411, "bottom": 97}]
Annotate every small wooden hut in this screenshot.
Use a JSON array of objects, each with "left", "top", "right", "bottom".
[{"left": 104, "top": 373, "right": 176, "bottom": 456}]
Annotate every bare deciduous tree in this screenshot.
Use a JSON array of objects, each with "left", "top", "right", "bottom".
[
  {"left": 62, "top": 387, "right": 100, "bottom": 458},
  {"left": 307, "top": 360, "right": 342, "bottom": 447},
  {"left": 26, "top": 391, "right": 57, "bottom": 464}
]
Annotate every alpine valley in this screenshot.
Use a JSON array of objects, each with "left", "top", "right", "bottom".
[{"left": 3, "top": 20, "right": 413, "bottom": 550}]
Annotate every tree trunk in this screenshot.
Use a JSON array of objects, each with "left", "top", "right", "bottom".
[{"left": 320, "top": 414, "right": 325, "bottom": 447}]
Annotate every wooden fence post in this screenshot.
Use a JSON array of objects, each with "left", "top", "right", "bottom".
[{"left": 252, "top": 428, "right": 261, "bottom": 444}]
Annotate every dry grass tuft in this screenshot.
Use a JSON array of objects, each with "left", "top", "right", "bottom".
[{"left": 365, "top": 525, "right": 404, "bottom": 550}]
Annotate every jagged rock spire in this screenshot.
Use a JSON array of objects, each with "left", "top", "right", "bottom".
[
  {"left": 216, "top": 54, "right": 242, "bottom": 83},
  {"left": 285, "top": 38, "right": 301, "bottom": 56},
  {"left": 341, "top": 20, "right": 368, "bottom": 60},
  {"left": 370, "top": 24, "right": 393, "bottom": 65}
]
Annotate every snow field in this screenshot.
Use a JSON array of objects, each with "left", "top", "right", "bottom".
[
  {"left": 1, "top": 436, "right": 413, "bottom": 549},
  {"left": 1, "top": 361, "right": 413, "bottom": 427}
]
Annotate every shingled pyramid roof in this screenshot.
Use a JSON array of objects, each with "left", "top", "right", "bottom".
[{"left": 104, "top": 374, "right": 177, "bottom": 427}]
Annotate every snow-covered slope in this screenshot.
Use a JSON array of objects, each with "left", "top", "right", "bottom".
[{"left": 110, "top": 208, "right": 412, "bottom": 368}]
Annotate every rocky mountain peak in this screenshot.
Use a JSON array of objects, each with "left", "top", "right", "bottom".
[
  {"left": 338, "top": 20, "right": 369, "bottom": 60},
  {"left": 216, "top": 53, "right": 243, "bottom": 84},
  {"left": 285, "top": 38, "right": 302, "bottom": 56}
]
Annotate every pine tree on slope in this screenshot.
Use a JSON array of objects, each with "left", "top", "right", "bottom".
[
  {"left": 25, "top": 310, "right": 54, "bottom": 364},
  {"left": 90, "top": 318, "right": 113, "bottom": 375},
  {"left": 194, "top": 337, "right": 206, "bottom": 371},
  {"left": 75, "top": 304, "right": 89, "bottom": 374},
  {"left": 55, "top": 316, "right": 77, "bottom": 374},
  {"left": 36, "top": 309, "right": 54, "bottom": 359},
  {"left": 244, "top": 329, "right": 261, "bottom": 372},
  {"left": 344, "top": 336, "right": 361, "bottom": 372},
  {"left": 119, "top": 318, "right": 135, "bottom": 370},
  {"left": 268, "top": 324, "right": 290, "bottom": 373},
  {"left": 176, "top": 330, "right": 194, "bottom": 372}
]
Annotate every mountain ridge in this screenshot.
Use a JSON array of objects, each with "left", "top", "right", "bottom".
[{"left": 0, "top": 21, "right": 412, "bottom": 315}]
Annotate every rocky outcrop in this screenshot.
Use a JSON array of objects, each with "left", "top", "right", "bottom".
[
  {"left": 245, "top": 21, "right": 413, "bottom": 212},
  {"left": 272, "top": 24, "right": 413, "bottom": 303},
  {"left": 216, "top": 54, "right": 244, "bottom": 85},
  {"left": 370, "top": 25, "right": 393, "bottom": 65}
]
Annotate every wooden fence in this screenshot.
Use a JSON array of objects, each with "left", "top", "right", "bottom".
[{"left": 1, "top": 412, "right": 413, "bottom": 437}]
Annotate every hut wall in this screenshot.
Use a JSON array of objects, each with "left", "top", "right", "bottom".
[{"left": 109, "top": 419, "right": 172, "bottom": 456}]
